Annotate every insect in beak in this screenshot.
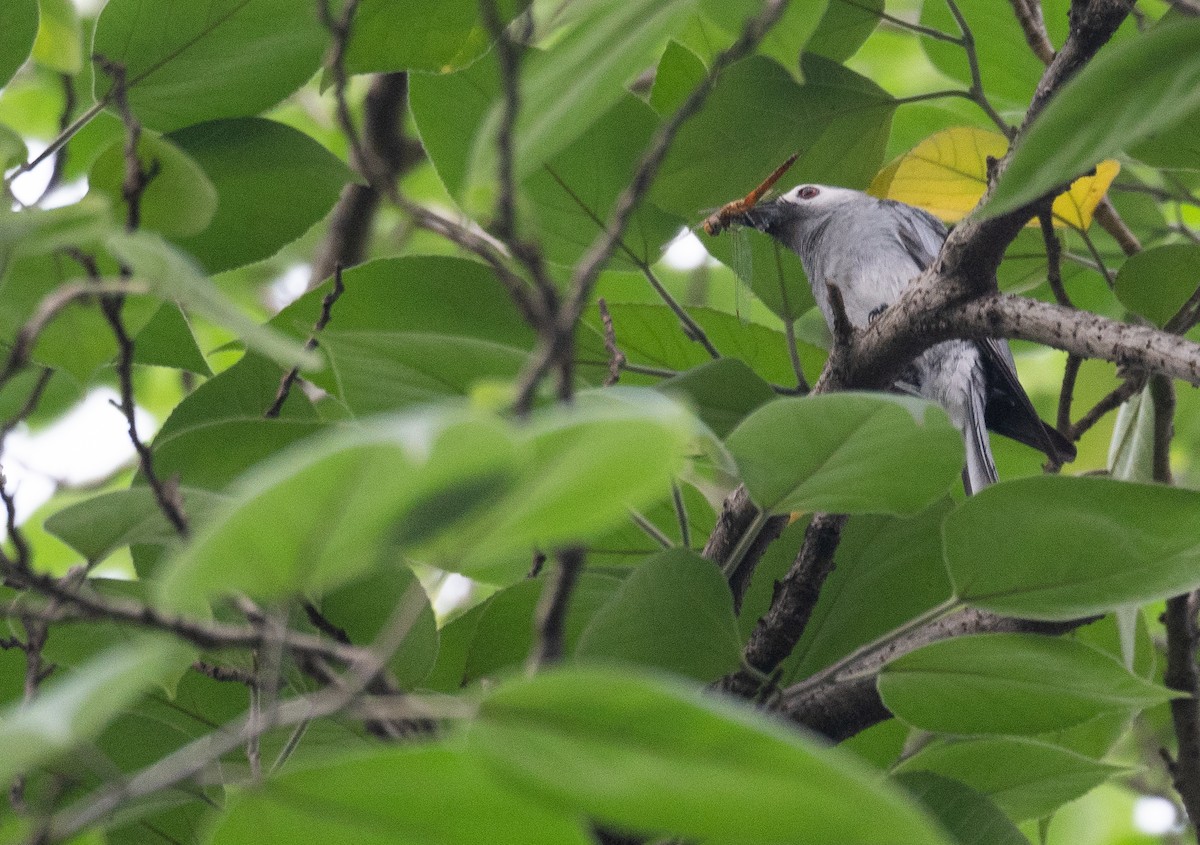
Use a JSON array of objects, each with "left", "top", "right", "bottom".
[{"left": 701, "top": 152, "right": 799, "bottom": 236}]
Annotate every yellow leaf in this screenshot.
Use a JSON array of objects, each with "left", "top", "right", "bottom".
[
  {"left": 1051, "top": 158, "right": 1120, "bottom": 229},
  {"left": 870, "top": 127, "right": 1119, "bottom": 230},
  {"left": 868, "top": 127, "right": 1005, "bottom": 224}
]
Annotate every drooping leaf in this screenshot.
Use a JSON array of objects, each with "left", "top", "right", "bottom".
[
  {"left": 879, "top": 633, "right": 1180, "bottom": 736},
  {"left": 206, "top": 745, "right": 593, "bottom": 845},
  {"left": 944, "top": 475, "right": 1200, "bottom": 620},
  {"left": 985, "top": 20, "right": 1200, "bottom": 218},
  {"left": 469, "top": 666, "right": 954, "bottom": 844},
  {"left": 575, "top": 549, "right": 742, "bottom": 680},
  {"left": 870, "top": 127, "right": 1118, "bottom": 228},
  {"left": 0, "top": 0, "right": 38, "bottom": 88},
  {"left": 345, "top": 0, "right": 481, "bottom": 74},
  {"left": 894, "top": 736, "right": 1125, "bottom": 823},
  {"left": 1114, "top": 243, "right": 1200, "bottom": 328},
  {"left": 167, "top": 118, "right": 355, "bottom": 273},
  {"left": 92, "top": 0, "right": 328, "bottom": 132},
  {"left": 726, "top": 393, "right": 964, "bottom": 515}
]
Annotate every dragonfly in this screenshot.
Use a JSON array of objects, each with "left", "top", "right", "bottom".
[{"left": 700, "top": 152, "right": 799, "bottom": 320}]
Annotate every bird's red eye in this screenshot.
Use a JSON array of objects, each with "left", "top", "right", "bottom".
[{"left": 798, "top": 186, "right": 820, "bottom": 200}]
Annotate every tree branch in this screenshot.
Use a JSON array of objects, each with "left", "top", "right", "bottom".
[{"left": 511, "top": 0, "right": 793, "bottom": 414}]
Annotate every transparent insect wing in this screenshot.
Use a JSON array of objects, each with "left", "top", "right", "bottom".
[{"left": 731, "top": 226, "right": 753, "bottom": 323}]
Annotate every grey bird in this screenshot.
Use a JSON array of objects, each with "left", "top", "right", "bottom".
[{"left": 736, "top": 184, "right": 1075, "bottom": 493}]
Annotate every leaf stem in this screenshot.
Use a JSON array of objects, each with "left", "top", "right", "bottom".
[{"left": 4, "top": 100, "right": 107, "bottom": 186}]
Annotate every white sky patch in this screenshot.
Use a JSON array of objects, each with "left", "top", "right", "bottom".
[
  {"left": 662, "top": 227, "right": 719, "bottom": 271},
  {"left": 431, "top": 573, "right": 474, "bottom": 619},
  {"left": 1133, "top": 795, "right": 1179, "bottom": 835},
  {"left": 267, "top": 263, "right": 313, "bottom": 312},
  {"left": 7, "top": 140, "right": 89, "bottom": 210},
  {"left": 2, "top": 388, "right": 155, "bottom": 526}
]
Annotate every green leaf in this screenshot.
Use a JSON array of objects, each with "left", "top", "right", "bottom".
[
  {"left": 893, "top": 772, "right": 1030, "bottom": 845},
  {"left": 727, "top": 393, "right": 964, "bottom": 515},
  {"left": 345, "top": 0, "right": 508, "bottom": 74},
  {"left": 89, "top": 133, "right": 219, "bottom": 237},
  {"left": 657, "top": 358, "right": 776, "bottom": 439},
  {"left": 807, "top": 0, "right": 883, "bottom": 63},
  {"left": 408, "top": 47, "right": 499, "bottom": 200},
  {"left": 986, "top": 20, "right": 1200, "bottom": 218},
  {"left": 206, "top": 745, "right": 593, "bottom": 845},
  {"left": 944, "top": 476, "right": 1200, "bottom": 620},
  {"left": 270, "top": 257, "right": 536, "bottom": 415},
  {"left": 167, "top": 118, "right": 355, "bottom": 273},
  {"left": 156, "top": 410, "right": 522, "bottom": 608},
  {"left": 0, "top": 123, "right": 27, "bottom": 172},
  {"left": 650, "top": 39, "right": 707, "bottom": 115},
  {"left": 0, "top": 636, "right": 192, "bottom": 789},
  {"left": 133, "top": 302, "right": 213, "bottom": 375},
  {"left": 106, "top": 230, "right": 321, "bottom": 370},
  {"left": 463, "top": 573, "right": 620, "bottom": 683},
  {"left": 920, "top": 0, "right": 1068, "bottom": 106},
  {"left": 780, "top": 500, "right": 954, "bottom": 680},
  {"left": 437, "top": 391, "right": 697, "bottom": 582},
  {"left": 0, "top": 0, "right": 37, "bottom": 88},
  {"left": 92, "top": 0, "right": 328, "bottom": 132},
  {"left": 483, "top": 0, "right": 699, "bottom": 183},
  {"left": 757, "top": 1, "right": 831, "bottom": 70},
  {"left": 470, "top": 666, "right": 954, "bottom": 845},
  {"left": 44, "top": 486, "right": 226, "bottom": 565},
  {"left": 1114, "top": 243, "right": 1200, "bottom": 328},
  {"left": 894, "top": 736, "right": 1124, "bottom": 822},
  {"left": 522, "top": 95, "right": 682, "bottom": 269},
  {"left": 31, "top": 0, "right": 80, "bottom": 74},
  {"left": 314, "top": 567, "right": 439, "bottom": 690},
  {"left": 575, "top": 549, "right": 742, "bottom": 680},
  {"left": 151, "top": 418, "right": 326, "bottom": 491},
  {"left": 879, "top": 633, "right": 1180, "bottom": 736},
  {"left": 577, "top": 302, "right": 812, "bottom": 389}
]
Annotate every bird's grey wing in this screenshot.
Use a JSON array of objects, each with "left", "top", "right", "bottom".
[
  {"left": 882, "top": 200, "right": 948, "bottom": 270},
  {"left": 978, "top": 338, "right": 1077, "bottom": 462}
]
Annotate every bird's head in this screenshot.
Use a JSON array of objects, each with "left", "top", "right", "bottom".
[{"left": 737, "top": 184, "right": 865, "bottom": 236}]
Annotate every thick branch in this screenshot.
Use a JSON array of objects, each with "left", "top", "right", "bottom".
[{"left": 780, "top": 609, "right": 1092, "bottom": 741}]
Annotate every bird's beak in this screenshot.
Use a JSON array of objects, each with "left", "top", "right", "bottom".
[{"left": 735, "top": 198, "right": 786, "bottom": 233}]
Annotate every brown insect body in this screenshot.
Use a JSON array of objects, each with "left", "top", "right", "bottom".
[{"left": 701, "top": 152, "right": 799, "bottom": 236}]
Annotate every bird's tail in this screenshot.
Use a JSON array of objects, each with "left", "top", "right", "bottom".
[{"left": 962, "top": 390, "right": 998, "bottom": 495}]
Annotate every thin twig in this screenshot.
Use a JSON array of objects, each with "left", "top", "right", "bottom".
[
  {"left": 671, "top": 482, "right": 690, "bottom": 549},
  {"left": 597, "top": 298, "right": 625, "bottom": 386},
  {"left": 944, "top": 0, "right": 1013, "bottom": 136},
  {"left": 317, "top": 0, "right": 366, "bottom": 178},
  {"left": 837, "top": 0, "right": 962, "bottom": 43},
  {"left": 266, "top": 266, "right": 346, "bottom": 418},
  {"left": 544, "top": 166, "right": 721, "bottom": 359},
  {"left": 512, "top": 0, "right": 793, "bottom": 415}
]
